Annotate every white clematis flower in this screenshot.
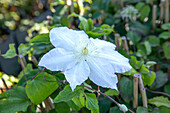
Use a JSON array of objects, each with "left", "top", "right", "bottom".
[{"left": 38, "top": 27, "right": 132, "bottom": 90}]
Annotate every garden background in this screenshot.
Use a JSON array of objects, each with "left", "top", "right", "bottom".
[{"left": 0, "top": 0, "right": 170, "bottom": 113}]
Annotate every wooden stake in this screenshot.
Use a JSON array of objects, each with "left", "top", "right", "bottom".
[
  {"left": 19, "top": 55, "right": 27, "bottom": 68},
  {"left": 152, "top": 5, "right": 157, "bottom": 29},
  {"left": 70, "top": 0, "right": 74, "bottom": 14},
  {"left": 76, "top": 0, "right": 84, "bottom": 16},
  {"left": 121, "top": 36, "right": 129, "bottom": 54},
  {"left": 114, "top": 33, "right": 120, "bottom": 50},
  {"left": 39, "top": 103, "right": 45, "bottom": 113},
  {"left": 159, "top": 0, "right": 165, "bottom": 22},
  {"left": 165, "top": 0, "right": 169, "bottom": 23},
  {"left": 103, "top": 34, "right": 107, "bottom": 40},
  {"left": 138, "top": 74, "right": 148, "bottom": 108},
  {"left": 44, "top": 97, "right": 55, "bottom": 112},
  {"left": 133, "top": 74, "right": 139, "bottom": 108},
  {"left": 65, "top": 0, "right": 74, "bottom": 14},
  {"left": 31, "top": 55, "right": 38, "bottom": 66},
  {"left": 156, "top": 64, "right": 160, "bottom": 71},
  {"left": 19, "top": 55, "right": 27, "bottom": 82},
  {"left": 117, "top": 73, "right": 121, "bottom": 82},
  {"left": 119, "top": 0, "right": 123, "bottom": 8}
]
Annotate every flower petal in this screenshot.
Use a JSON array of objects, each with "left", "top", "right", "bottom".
[
  {"left": 38, "top": 48, "right": 76, "bottom": 71},
  {"left": 87, "top": 59, "right": 118, "bottom": 89},
  {"left": 97, "top": 51, "right": 132, "bottom": 73},
  {"left": 90, "top": 38, "right": 131, "bottom": 73},
  {"left": 90, "top": 38, "right": 116, "bottom": 52},
  {"left": 64, "top": 60, "right": 90, "bottom": 91},
  {"left": 50, "top": 27, "right": 89, "bottom": 50}
]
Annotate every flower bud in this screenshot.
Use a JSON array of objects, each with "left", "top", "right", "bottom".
[{"left": 119, "top": 104, "right": 128, "bottom": 112}]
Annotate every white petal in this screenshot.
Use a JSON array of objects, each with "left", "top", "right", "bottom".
[
  {"left": 97, "top": 51, "right": 132, "bottom": 73},
  {"left": 64, "top": 60, "right": 90, "bottom": 91},
  {"left": 50, "top": 27, "right": 89, "bottom": 50},
  {"left": 38, "top": 48, "right": 76, "bottom": 71},
  {"left": 90, "top": 38, "right": 116, "bottom": 52},
  {"left": 87, "top": 59, "right": 118, "bottom": 89}
]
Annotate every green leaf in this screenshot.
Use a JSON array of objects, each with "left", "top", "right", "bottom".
[
  {"left": 104, "top": 89, "right": 119, "bottom": 96},
  {"left": 86, "top": 24, "right": 113, "bottom": 38},
  {"left": 144, "top": 41, "right": 152, "bottom": 55},
  {"left": 149, "top": 36, "right": 160, "bottom": 47},
  {"left": 83, "top": 82, "right": 95, "bottom": 93},
  {"left": 148, "top": 96, "right": 170, "bottom": 108},
  {"left": 78, "top": 16, "right": 90, "bottom": 31},
  {"left": 142, "top": 71, "right": 156, "bottom": 86},
  {"left": 99, "top": 96, "right": 112, "bottom": 113},
  {"left": 121, "top": 68, "right": 139, "bottom": 76},
  {"left": 140, "top": 65, "right": 149, "bottom": 74},
  {"left": 136, "top": 50, "right": 146, "bottom": 58},
  {"left": 140, "top": 65, "right": 156, "bottom": 86},
  {"left": 161, "top": 23, "right": 170, "bottom": 30},
  {"left": 159, "top": 106, "right": 170, "bottom": 113},
  {"left": 119, "top": 77, "right": 133, "bottom": 103},
  {"left": 68, "top": 12, "right": 79, "bottom": 18},
  {"left": 86, "top": 31, "right": 105, "bottom": 38},
  {"left": 140, "top": 5, "right": 150, "bottom": 21},
  {"left": 67, "top": 100, "right": 81, "bottom": 111},
  {"left": 18, "top": 69, "right": 41, "bottom": 86},
  {"left": 136, "top": 49, "right": 146, "bottom": 57},
  {"left": 163, "top": 42, "right": 170, "bottom": 59},
  {"left": 109, "top": 107, "right": 122, "bottom": 113},
  {"left": 18, "top": 63, "right": 33, "bottom": 79},
  {"left": 151, "top": 71, "right": 168, "bottom": 89},
  {"left": 88, "top": 18, "right": 94, "bottom": 30},
  {"left": 54, "top": 85, "right": 82, "bottom": 103},
  {"left": 2, "top": 43, "right": 17, "bottom": 58},
  {"left": 85, "top": 93, "right": 99, "bottom": 113},
  {"left": 129, "top": 56, "right": 141, "bottom": 69},
  {"left": 30, "top": 33, "right": 50, "bottom": 44},
  {"left": 118, "top": 48, "right": 129, "bottom": 58},
  {"left": 151, "top": 106, "right": 170, "bottom": 113},
  {"left": 159, "top": 32, "right": 170, "bottom": 39},
  {"left": 68, "top": 13, "right": 92, "bottom": 31},
  {"left": 135, "top": 2, "right": 145, "bottom": 11},
  {"left": 127, "top": 31, "right": 141, "bottom": 44},
  {"left": 136, "top": 107, "right": 148, "bottom": 113},
  {"left": 0, "top": 86, "right": 31, "bottom": 113},
  {"left": 25, "top": 72, "right": 59, "bottom": 105},
  {"left": 145, "top": 61, "right": 156, "bottom": 68},
  {"left": 60, "top": 16, "right": 70, "bottom": 27},
  {"left": 130, "top": 21, "right": 149, "bottom": 35},
  {"left": 72, "top": 92, "right": 85, "bottom": 108},
  {"left": 164, "top": 85, "right": 170, "bottom": 95},
  {"left": 18, "top": 43, "right": 30, "bottom": 56},
  {"left": 55, "top": 102, "right": 70, "bottom": 113},
  {"left": 137, "top": 44, "right": 147, "bottom": 57}
]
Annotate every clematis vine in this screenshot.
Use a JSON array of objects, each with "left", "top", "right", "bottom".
[{"left": 38, "top": 27, "right": 132, "bottom": 90}]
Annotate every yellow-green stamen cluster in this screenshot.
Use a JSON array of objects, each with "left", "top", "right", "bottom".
[{"left": 82, "top": 47, "right": 88, "bottom": 55}]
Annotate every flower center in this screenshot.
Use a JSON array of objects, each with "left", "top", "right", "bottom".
[
  {"left": 82, "top": 47, "right": 88, "bottom": 55},
  {"left": 73, "top": 39, "right": 99, "bottom": 62}
]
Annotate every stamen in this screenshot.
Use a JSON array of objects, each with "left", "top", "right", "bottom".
[{"left": 82, "top": 47, "right": 88, "bottom": 55}]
